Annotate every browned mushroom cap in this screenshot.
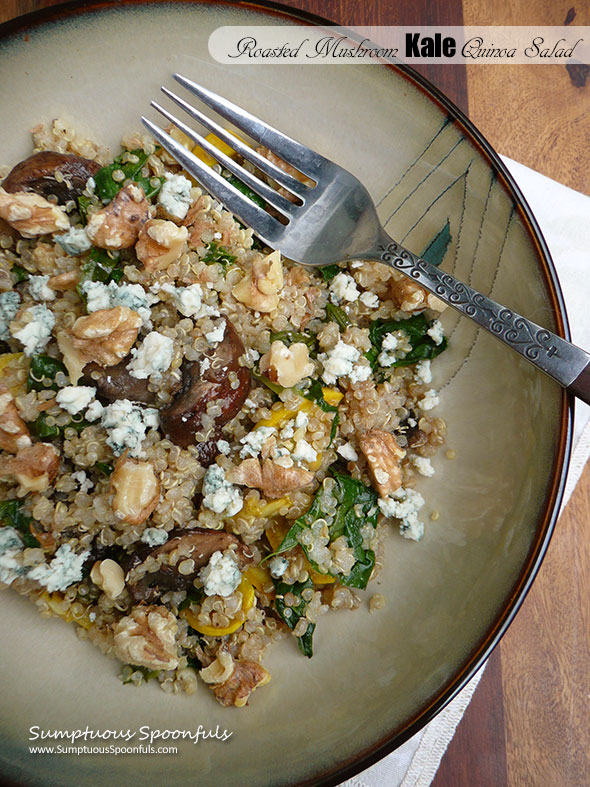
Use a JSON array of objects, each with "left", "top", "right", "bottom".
[
  {"left": 82, "top": 359, "right": 158, "bottom": 405},
  {"left": 2, "top": 151, "right": 100, "bottom": 204},
  {"left": 160, "top": 318, "right": 251, "bottom": 449},
  {"left": 125, "top": 527, "right": 254, "bottom": 602}
]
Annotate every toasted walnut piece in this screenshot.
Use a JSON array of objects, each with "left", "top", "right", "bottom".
[
  {"left": 85, "top": 184, "right": 150, "bottom": 250},
  {"left": 199, "top": 649, "right": 235, "bottom": 685},
  {"left": 48, "top": 270, "right": 79, "bottom": 291},
  {"left": 232, "top": 250, "right": 283, "bottom": 313},
  {"left": 358, "top": 429, "right": 405, "bottom": 497},
  {"left": 0, "top": 387, "right": 31, "bottom": 454},
  {"left": 56, "top": 330, "right": 87, "bottom": 385},
  {"left": 259, "top": 341, "right": 314, "bottom": 388},
  {"left": 256, "top": 146, "right": 314, "bottom": 202},
  {"left": 111, "top": 452, "right": 160, "bottom": 525},
  {"left": 72, "top": 306, "right": 142, "bottom": 366},
  {"left": 0, "top": 188, "right": 69, "bottom": 237},
  {"left": 212, "top": 659, "right": 271, "bottom": 707},
  {"left": 0, "top": 442, "right": 60, "bottom": 493},
  {"left": 135, "top": 219, "right": 188, "bottom": 272},
  {"left": 90, "top": 559, "right": 126, "bottom": 599},
  {"left": 113, "top": 605, "right": 179, "bottom": 670},
  {"left": 390, "top": 275, "right": 446, "bottom": 313},
  {"left": 228, "top": 458, "right": 313, "bottom": 499}
]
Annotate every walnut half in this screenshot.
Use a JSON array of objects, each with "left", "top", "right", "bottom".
[
  {"left": 110, "top": 452, "right": 160, "bottom": 525},
  {"left": 212, "top": 659, "right": 271, "bottom": 707},
  {"left": 0, "top": 387, "right": 31, "bottom": 454},
  {"left": 86, "top": 184, "right": 150, "bottom": 250},
  {"left": 228, "top": 458, "right": 313, "bottom": 499},
  {"left": 72, "top": 306, "right": 142, "bottom": 367},
  {"left": 0, "top": 188, "right": 69, "bottom": 237},
  {"left": 0, "top": 442, "right": 60, "bottom": 493},
  {"left": 112, "top": 605, "right": 179, "bottom": 670},
  {"left": 358, "top": 429, "right": 405, "bottom": 497},
  {"left": 232, "top": 250, "right": 283, "bottom": 313}
]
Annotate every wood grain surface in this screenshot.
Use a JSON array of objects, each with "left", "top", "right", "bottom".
[{"left": 1, "top": 2, "right": 589, "bottom": 786}]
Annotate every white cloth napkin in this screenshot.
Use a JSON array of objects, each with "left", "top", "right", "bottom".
[{"left": 342, "top": 157, "right": 590, "bottom": 787}]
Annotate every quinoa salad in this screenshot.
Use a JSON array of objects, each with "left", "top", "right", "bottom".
[{"left": 0, "top": 119, "right": 448, "bottom": 708}]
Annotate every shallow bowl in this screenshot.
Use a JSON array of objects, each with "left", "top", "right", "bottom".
[{"left": 0, "top": 2, "right": 571, "bottom": 785}]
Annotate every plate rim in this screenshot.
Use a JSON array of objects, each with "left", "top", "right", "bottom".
[{"left": 0, "top": 2, "right": 574, "bottom": 785}]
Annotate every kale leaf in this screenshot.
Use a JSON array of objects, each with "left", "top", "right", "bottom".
[
  {"left": 0, "top": 499, "right": 38, "bottom": 548},
  {"left": 30, "top": 412, "right": 88, "bottom": 440},
  {"left": 319, "top": 265, "right": 341, "bottom": 283},
  {"left": 273, "top": 577, "right": 316, "bottom": 658},
  {"left": 226, "top": 174, "right": 266, "bottom": 209},
  {"left": 274, "top": 473, "right": 378, "bottom": 591},
  {"left": 366, "top": 313, "right": 447, "bottom": 370},
  {"left": 11, "top": 264, "right": 28, "bottom": 283},
  {"left": 201, "top": 241, "right": 237, "bottom": 270},
  {"left": 93, "top": 148, "right": 163, "bottom": 203},
  {"left": 325, "top": 302, "right": 349, "bottom": 330},
  {"left": 27, "top": 354, "right": 67, "bottom": 393}
]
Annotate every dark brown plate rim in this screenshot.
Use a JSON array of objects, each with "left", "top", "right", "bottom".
[{"left": 0, "top": 2, "right": 574, "bottom": 786}]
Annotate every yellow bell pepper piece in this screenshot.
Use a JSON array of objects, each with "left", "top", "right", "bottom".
[
  {"left": 0, "top": 352, "right": 27, "bottom": 397},
  {"left": 322, "top": 387, "right": 343, "bottom": 406},
  {"left": 244, "top": 564, "right": 273, "bottom": 593},
  {"left": 193, "top": 130, "right": 246, "bottom": 167},
  {"left": 255, "top": 398, "right": 314, "bottom": 430},
  {"left": 182, "top": 576, "right": 255, "bottom": 637}
]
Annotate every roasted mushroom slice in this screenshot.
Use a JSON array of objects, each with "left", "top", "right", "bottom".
[
  {"left": 125, "top": 527, "right": 254, "bottom": 602},
  {"left": 161, "top": 318, "right": 251, "bottom": 449},
  {"left": 2, "top": 151, "right": 100, "bottom": 204},
  {"left": 82, "top": 359, "right": 158, "bottom": 405}
]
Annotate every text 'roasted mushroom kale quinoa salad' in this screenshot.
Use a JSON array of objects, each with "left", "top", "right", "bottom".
[{"left": 0, "top": 119, "right": 449, "bottom": 708}]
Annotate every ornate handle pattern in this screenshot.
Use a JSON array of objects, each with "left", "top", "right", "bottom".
[{"left": 375, "top": 238, "right": 590, "bottom": 402}]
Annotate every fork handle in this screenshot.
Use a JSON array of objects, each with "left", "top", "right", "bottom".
[{"left": 369, "top": 236, "right": 590, "bottom": 404}]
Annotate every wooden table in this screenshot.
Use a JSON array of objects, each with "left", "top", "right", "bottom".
[{"left": 2, "top": 1, "right": 589, "bottom": 784}]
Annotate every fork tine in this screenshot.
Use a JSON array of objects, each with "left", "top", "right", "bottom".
[
  {"left": 140, "top": 117, "right": 284, "bottom": 245},
  {"left": 172, "top": 73, "right": 327, "bottom": 178},
  {"left": 151, "top": 101, "right": 296, "bottom": 216},
  {"left": 161, "top": 86, "right": 308, "bottom": 199}
]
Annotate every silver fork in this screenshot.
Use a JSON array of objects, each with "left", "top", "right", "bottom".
[{"left": 142, "top": 74, "right": 590, "bottom": 404}]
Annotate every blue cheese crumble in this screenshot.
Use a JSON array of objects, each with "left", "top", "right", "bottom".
[
  {"left": 101, "top": 399, "right": 159, "bottom": 457},
  {"left": 378, "top": 330, "right": 412, "bottom": 367},
  {"left": 11, "top": 304, "right": 55, "bottom": 356},
  {"left": 239, "top": 426, "right": 275, "bottom": 459},
  {"left": 0, "top": 527, "right": 26, "bottom": 586},
  {"left": 329, "top": 272, "right": 360, "bottom": 304},
  {"left": 81, "top": 281, "right": 154, "bottom": 324},
  {"left": 56, "top": 385, "right": 96, "bottom": 415},
  {"left": 28, "top": 544, "right": 90, "bottom": 592},
  {"left": 28, "top": 275, "right": 55, "bottom": 302},
  {"left": 292, "top": 438, "right": 317, "bottom": 465},
  {"left": 165, "top": 283, "right": 219, "bottom": 319},
  {"left": 319, "top": 340, "right": 370, "bottom": 385},
  {"left": 205, "top": 320, "right": 226, "bottom": 346},
  {"left": 54, "top": 226, "right": 92, "bottom": 256},
  {"left": 427, "top": 320, "right": 444, "bottom": 345},
  {"left": 127, "top": 332, "right": 174, "bottom": 380},
  {"left": 141, "top": 528, "right": 169, "bottom": 547},
  {"left": 268, "top": 556, "right": 289, "bottom": 579},
  {"left": 202, "top": 464, "right": 243, "bottom": 517},
  {"left": 158, "top": 173, "right": 192, "bottom": 221},
  {"left": 0, "top": 291, "right": 21, "bottom": 340},
  {"left": 199, "top": 550, "right": 241, "bottom": 597},
  {"left": 378, "top": 487, "right": 425, "bottom": 541}
]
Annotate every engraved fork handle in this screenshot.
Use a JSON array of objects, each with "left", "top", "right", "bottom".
[{"left": 366, "top": 236, "right": 590, "bottom": 404}]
